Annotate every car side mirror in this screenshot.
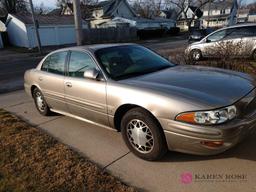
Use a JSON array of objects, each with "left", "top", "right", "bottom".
[{"left": 83, "top": 68, "right": 100, "bottom": 80}]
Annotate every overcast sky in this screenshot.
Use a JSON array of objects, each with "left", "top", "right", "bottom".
[{"left": 34, "top": 0, "right": 255, "bottom": 8}]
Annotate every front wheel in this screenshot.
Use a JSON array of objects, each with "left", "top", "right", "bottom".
[
  {"left": 190, "top": 49, "right": 202, "bottom": 61},
  {"left": 121, "top": 108, "right": 167, "bottom": 161},
  {"left": 33, "top": 87, "right": 51, "bottom": 116}
]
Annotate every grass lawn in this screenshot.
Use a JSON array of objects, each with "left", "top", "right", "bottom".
[{"left": 0, "top": 109, "right": 136, "bottom": 192}]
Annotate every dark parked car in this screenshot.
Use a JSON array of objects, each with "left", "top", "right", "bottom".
[{"left": 188, "top": 28, "right": 214, "bottom": 43}]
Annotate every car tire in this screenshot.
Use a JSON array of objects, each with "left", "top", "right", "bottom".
[
  {"left": 121, "top": 107, "right": 167, "bottom": 161},
  {"left": 190, "top": 49, "right": 202, "bottom": 61},
  {"left": 33, "top": 87, "right": 51, "bottom": 116}
]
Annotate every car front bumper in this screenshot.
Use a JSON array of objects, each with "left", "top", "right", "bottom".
[{"left": 159, "top": 110, "right": 256, "bottom": 155}]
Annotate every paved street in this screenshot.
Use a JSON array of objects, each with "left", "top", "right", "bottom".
[
  {"left": 0, "top": 38, "right": 187, "bottom": 94},
  {"left": 0, "top": 90, "right": 255, "bottom": 192}
]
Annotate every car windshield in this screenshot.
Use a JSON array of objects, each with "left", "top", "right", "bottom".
[{"left": 95, "top": 45, "right": 175, "bottom": 80}]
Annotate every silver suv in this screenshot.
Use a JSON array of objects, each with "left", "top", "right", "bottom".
[{"left": 185, "top": 24, "right": 256, "bottom": 61}]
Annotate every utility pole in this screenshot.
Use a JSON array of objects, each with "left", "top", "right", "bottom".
[
  {"left": 228, "top": 0, "right": 238, "bottom": 26},
  {"left": 29, "top": 0, "right": 42, "bottom": 54},
  {"left": 73, "top": 0, "right": 83, "bottom": 46},
  {"left": 207, "top": 0, "right": 212, "bottom": 28}
]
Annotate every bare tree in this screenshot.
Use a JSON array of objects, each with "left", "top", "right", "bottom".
[
  {"left": 56, "top": 0, "right": 98, "bottom": 8},
  {"left": 0, "top": 0, "right": 28, "bottom": 13},
  {"left": 34, "top": 2, "right": 51, "bottom": 15},
  {"left": 166, "top": 0, "right": 213, "bottom": 30},
  {"left": 131, "top": 0, "right": 163, "bottom": 19}
]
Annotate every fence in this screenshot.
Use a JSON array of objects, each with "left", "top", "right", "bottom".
[{"left": 83, "top": 27, "right": 137, "bottom": 44}]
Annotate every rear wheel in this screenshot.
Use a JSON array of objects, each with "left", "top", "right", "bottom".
[
  {"left": 33, "top": 87, "right": 51, "bottom": 116},
  {"left": 190, "top": 49, "right": 202, "bottom": 61},
  {"left": 121, "top": 108, "right": 167, "bottom": 161}
]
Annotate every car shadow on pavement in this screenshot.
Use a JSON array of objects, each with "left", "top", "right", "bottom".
[{"left": 160, "top": 129, "right": 256, "bottom": 162}]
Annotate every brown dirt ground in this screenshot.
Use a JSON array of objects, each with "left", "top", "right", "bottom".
[{"left": 0, "top": 109, "right": 137, "bottom": 192}]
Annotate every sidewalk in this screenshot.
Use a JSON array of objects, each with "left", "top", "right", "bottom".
[{"left": 1, "top": 90, "right": 256, "bottom": 192}]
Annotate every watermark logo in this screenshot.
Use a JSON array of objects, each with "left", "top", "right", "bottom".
[
  {"left": 180, "top": 172, "right": 247, "bottom": 184},
  {"left": 180, "top": 172, "right": 193, "bottom": 184}
]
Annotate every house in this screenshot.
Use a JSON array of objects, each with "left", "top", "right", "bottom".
[
  {"left": 60, "top": 0, "right": 137, "bottom": 28},
  {"left": 6, "top": 14, "right": 88, "bottom": 48},
  {"left": 237, "top": 8, "right": 250, "bottom": 23},
  {"left": 201, "top": 1, "right": 233, "bottom": 28},
  {"left": 177, "top": 6, "right": 203, "bottom": 31},
  {"left": 159, "top": 9, "right": 178, "bottom": 20},
  {"left": 248, "top": 13, "right": 256, "bottom": 23},
  {"left": 56, "top": 0, "right": 175, "bottom": 30},
  {"left": 98, "top": 16, "right": 175, "bottom": 30}
]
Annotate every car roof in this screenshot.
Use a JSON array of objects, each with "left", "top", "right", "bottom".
[
  {"left": 222, "top": 23, "right": 256, "bottom": 30},
  {"left": 53, "top": 43, "right": 137, "bottom": 53}
]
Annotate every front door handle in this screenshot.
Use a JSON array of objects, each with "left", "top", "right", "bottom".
[
  {"left": 65, "top": 82, "right": 72, "bottom": 88},
  {"left": 39, "top": 77, "right": 43, "bottom": 81}
]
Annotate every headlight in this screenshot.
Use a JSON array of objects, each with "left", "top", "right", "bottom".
[{"left": 176, "top": 105, "right": 237, "bottom": 125}]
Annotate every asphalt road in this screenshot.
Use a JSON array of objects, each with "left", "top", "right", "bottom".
[
  {"left": 1, "top": 91, "right": 255, "bottom": 192},
  {"left": 0, "top": 38, "right": 187, "bottom": 94}
]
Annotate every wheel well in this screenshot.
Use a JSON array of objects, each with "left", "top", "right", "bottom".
[
  {"left": 114, "top": 104, "right": 163, "bottom": 132},
  {"left": 191, "top": 49, "right": 201, "bottom": 54},
  {"left": 31, "top": 85, "right": 37, "bottom": 96}
]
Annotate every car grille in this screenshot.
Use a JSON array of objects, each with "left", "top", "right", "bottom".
[{"left": 244, "top": 97, "right": 256, "bottom": 117}]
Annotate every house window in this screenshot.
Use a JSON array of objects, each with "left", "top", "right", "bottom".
[{"left": 220, "top": 9, "right": 225, "bottom": 15}]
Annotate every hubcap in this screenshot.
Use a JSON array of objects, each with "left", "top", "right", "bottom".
[
  {"left": 35, "top": 92, "right": 46, "bottom": 112},
  {"left": 126, "top": 119, "right": 154, "bottom": 154},
  {"left": 193, "top": 51, "right": 200, "bottom": 60}
]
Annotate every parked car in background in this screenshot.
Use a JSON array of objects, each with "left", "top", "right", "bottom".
[
  {"left": 185, "top": 24, "right": 256, "bottom": 61},
  {"left": 188, "top": 28, "right": 214, "bottom": 43},
  {"left": 24, "top": 44, "right": 256, "bottom": 161}
]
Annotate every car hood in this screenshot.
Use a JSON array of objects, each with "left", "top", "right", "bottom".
[{"left": 120, "top": 65, "right": 256, "bottom": 109}]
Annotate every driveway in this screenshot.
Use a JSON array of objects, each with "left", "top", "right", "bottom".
[{"left": 0, "top": 90, "right": 255, "bottom": 192}]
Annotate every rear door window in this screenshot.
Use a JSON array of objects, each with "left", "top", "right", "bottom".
[
  {"left": 207, "top": 29, "right": 226, "bottom": 42},
  {"left": 41, "top": 52, "right": 67, "bottom": 75}
]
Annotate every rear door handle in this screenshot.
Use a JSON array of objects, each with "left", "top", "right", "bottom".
[
  {"left": 65, "top": 82, "right": 72, "bottom": 88},
  {"left": 39, "top": 77, "right": 43, "bottom": 81}
]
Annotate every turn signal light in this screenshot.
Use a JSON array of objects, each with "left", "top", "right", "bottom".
[{"left": 200, "top": 141, "right": 224, "bottom": 148}]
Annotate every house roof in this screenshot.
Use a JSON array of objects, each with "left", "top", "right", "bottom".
[
  {"left": 238, "top": 8, "right": 250, "bottom": 15},
  {"left": 203, "top": 1, "right": 233, "bottom": 11},
  {"left": 10, "top": 14, "right": 84, "bottom": 25},
  {"left": 189, "top": 6, "right": 203, "bottom": 18},
  {"left": 63, "top": 0, "right": 136, "bottom": 19}
]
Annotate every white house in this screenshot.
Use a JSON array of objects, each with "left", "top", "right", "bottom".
[
  {"left": 201, "top": 1, "right": 232, "bottom": 28},
  {"left": 248, "top": 13, "right": 256, "bottom": 23},
  {"left": 6, "top": 14, "right": 88, "bottom": 48},
  {"left": 177, "top": 6, "right": 203, "bottom": 31}
]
